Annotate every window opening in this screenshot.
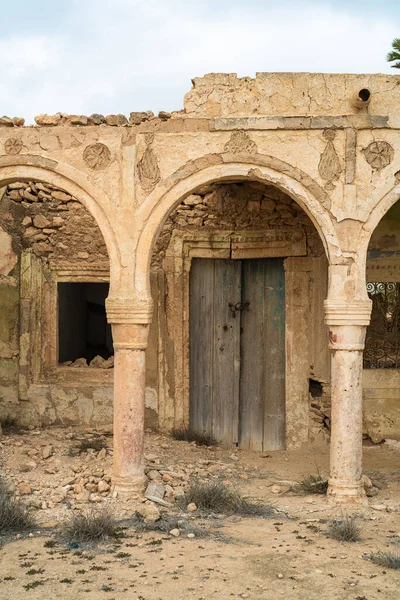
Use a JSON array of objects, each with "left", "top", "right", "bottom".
[
  {"left": 58, "top": 282, "right": 113, "bottom": 367},
  {"left": 364, "top": 282, "right": 400, "bottom": 369}
]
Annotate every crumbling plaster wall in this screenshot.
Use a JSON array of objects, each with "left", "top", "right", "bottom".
[{"left": 0, "top": 72, "right": 398, "bottom": 440}]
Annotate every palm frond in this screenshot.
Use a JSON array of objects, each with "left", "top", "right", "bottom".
[{"left": 387, "top": 38, "right": 400, "bottom": 68}]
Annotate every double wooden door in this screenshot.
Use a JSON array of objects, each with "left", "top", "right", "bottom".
[{"left": 189, "top": 258, "right": 285, "bottom": 451}]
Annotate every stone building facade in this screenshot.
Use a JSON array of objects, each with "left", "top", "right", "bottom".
[{"left": 0, "top": 72, "right": 399, "bottom": 503}]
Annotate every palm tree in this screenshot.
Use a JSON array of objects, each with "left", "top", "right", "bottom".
[{"left": 387, "top": 38, "right": 400, "bottom": 69}]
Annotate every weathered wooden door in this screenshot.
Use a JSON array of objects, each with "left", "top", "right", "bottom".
[{"left": 189, "top": 257, "right": 285, "bottom": 450}]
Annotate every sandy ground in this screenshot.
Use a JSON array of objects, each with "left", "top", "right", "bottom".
[{"left": 1, "top": 428, "right": 400, "bottom": 600}]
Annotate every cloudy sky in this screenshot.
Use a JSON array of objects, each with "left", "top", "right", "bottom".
[{"left": 0, "top": 0, "right": 399, "bottom": 123}]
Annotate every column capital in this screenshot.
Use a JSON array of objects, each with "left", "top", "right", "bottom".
[
  {"left": 106, "top": 296, "right": 153, "bottom": 324},
  {"left": 324, "top": 299, "right": 372, "bottom": 327}
]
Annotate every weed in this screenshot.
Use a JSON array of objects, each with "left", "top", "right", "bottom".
[
  {"left": 101, "top": 584, "right": 114, "bottom": 592},
  {"left": 61, "top": 508, "right": 120, "bottom": 544},
  {"left": 369, "top": 550, "right": 400, "bottom": 570},
  {"left": 60, "top": 578, "right": 73, "bottom": 584},
  {"left": 90, "top": 566, "right": 107, "bottom": 571},
  {"left": 297, "top": 473, "right": 329, "bottom": 495},
  {"left": 171, "top": 427, "right": 218, "bottom": 446},
  {"left": 76, "top": 569, "right": 86, "bottom": 574},
  {"left": 0, "top": 476, "right": 35, "bottom": 533},
  {"left": 23, "top": 581, "right": 43, "bottom": 591},
  {"left": 115, "top": 552, "right": 130, "bottom": 558},
  {"left": 43, "top": 540, "right": 56, "bottom": 548},
  {"left": 327, "top": 515, "right": 362, "bottom": 542},
  {"left": 180, "top": 481, "right": 275, "bottom": 517},
  {"left": 26, "top": 569, "right": 45, "bottom": 576}
]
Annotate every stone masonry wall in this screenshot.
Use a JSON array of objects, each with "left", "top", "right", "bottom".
[
  {"left": 152, "top": 182, "right": 325, "bottom": 267},
  {"left": 0, "top": 182, "right": 109, "bottom": 263}
]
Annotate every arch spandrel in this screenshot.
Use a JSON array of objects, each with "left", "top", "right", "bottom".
[{"left": 133, "top": 155, "right": 342, "bottom": 303}]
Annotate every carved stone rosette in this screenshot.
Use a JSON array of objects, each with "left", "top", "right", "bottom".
[
  {"left": 4, "top": 138, "right": 23, "bottom": 155},
  {"left": 224, "top": 130, "right": 258, "bottom": 154},
  {"left": 83, "top": 143, "right": 112, "bottom": 170},
  {"left": 137, "top": 134, "right": 161, "bottom": 193},
  {"left": 363, "top": 141, "right": 394, "bottom": 170},
  {"left": 318, "top": 129, "right": 342, "bottom": 191}
]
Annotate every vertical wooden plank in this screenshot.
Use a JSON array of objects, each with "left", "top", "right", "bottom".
[
  {"left": 212, "top": 260, "right": 241, "bottom": 445},
  {"left": 263, "top": 258, "right": 286, "bottom": 450},
  {"left": 189, "top": 259, "right": 214, "bottom": 435},
  {"left": 239, "top": 259, "right": 266, "bottom": 451}
]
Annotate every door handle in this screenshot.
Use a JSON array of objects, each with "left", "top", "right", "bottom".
[{"left": 228, "top": 300, "right": 250, "bottom": 318}]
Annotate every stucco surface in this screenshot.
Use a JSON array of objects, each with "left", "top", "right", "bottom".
[{"left": 0, "top": 72, "right": 399, "bottom": 500}]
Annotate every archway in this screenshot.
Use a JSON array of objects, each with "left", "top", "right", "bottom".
[
  {"left": 362, "top": 196, "right": 400, "bottom": 444},
  {"left": 134, "top": 160, "right": 341, "bottom": 304},
  {"left": 0, "top": 157, "right": 120, "bottom": 290},
  {"left": 139, "top": 160, "right": 338, "bottom": 451},
  {"left": 0, "top": 161, "right": 117, "bottom": 429}
]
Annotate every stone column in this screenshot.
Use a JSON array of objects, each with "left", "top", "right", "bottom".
[
  {"left": 324, "top": 299, "right": 371, "bottom": 504},
  {"left": 106, "top": 298, "right": 153, "bottom": 494}
]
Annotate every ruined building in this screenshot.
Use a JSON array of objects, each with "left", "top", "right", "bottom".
[{"left": 0, "top": 72, "right": 399, "bottom": 504}]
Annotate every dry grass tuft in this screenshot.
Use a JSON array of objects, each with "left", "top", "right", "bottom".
[
  {"left": 0, "top": 477, "right": 35, "bottom": 533},
  {"left": 297, "top": 473, "right": 329, "bottom": 495},
  {"left": 368, "top": 550, "right": 400, "bottom": 570},
  {"left": 171, "top": 427, "right": 218, "bottom": 446},
  {"left": 180, "top": 481, "right": 275, "bottom": 517},
  {"left": 61, "top": 508, "right": 121, "bottom": 544},
  {"left": 327, "top": 515, "right": 362, "bottom": 542}
]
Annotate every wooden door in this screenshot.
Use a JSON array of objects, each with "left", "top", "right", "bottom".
[
  {"left": 189, "top": 259, "right": 241, "bottom": 445},
  {"left": 239, "top": 258, "right": 286, "bottom": 450},
  {"left": 189, "top": 257, "right": 285, "bottom": 450}
]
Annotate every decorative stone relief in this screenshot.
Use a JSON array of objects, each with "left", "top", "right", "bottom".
[
  {"left": 318, "top": 129, "right": 342, "bottom": 191},
  {"left": 137, "top": 134, "right": 161, "bottom": 193},
  {"left": 4, "top": 138, "right": 23, "bottom": 155},
  {"left": 224, "top": 130, "right": 258, "bottom": 154},
  {"left": 83, "top": 142, "right": 112, "bottom": 170},
  {"left": 363, "top": 141, "right": 394, "bottom": 170}
]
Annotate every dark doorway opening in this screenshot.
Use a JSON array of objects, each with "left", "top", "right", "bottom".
[{"left": 58, "top": 282, "right": 113, "bottom": 364}]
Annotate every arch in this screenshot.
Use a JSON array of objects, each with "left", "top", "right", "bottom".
[
  {"left": 358, "top": 178, "right": 400, "bottom": 286},
  {"left": 134, "top": 156, "right": 341, "bottom": 301},
  {"left": 0, "top": 154, "right": 121, "bottom": 290}
]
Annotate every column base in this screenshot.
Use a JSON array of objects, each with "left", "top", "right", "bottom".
[
  {"left": 327, "top": 478, "right": 368, "bottom": 505},
  {"left": 112, "top": 475, "right": 146, "bottom": 496}
]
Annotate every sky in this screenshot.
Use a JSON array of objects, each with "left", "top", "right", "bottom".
[{"left": 0, "top": 0, "right": 399, "bottom": 123}]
